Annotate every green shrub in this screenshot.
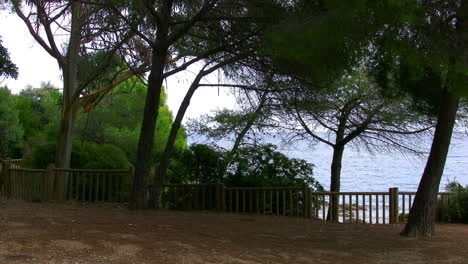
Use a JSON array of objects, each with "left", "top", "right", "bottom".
[
  {"left": 226, "top": 144, "right": 323, "bottom": 191},
  {"left": 28, "top": 140, "right": 130, "bottom": 169},
  {"left": 443, "top": 182, "right": 468, "bottom": 223}
]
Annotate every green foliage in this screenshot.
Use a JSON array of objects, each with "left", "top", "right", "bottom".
[
  {"left": 0, "top": 37, "right": 18, "bottom": 79},
  {"left": 0, "top": 87, "right": 23, "bottom": 158},
  {"left": 74, "top": 79, "right": 187, "bottom": 163},
  {"left": 168, "top": 144, "right": 224, "bottom": 184},
  {"left": 77, "top": 52, "right": 125, "bottom": 91},
  {"left": 226, "top": 144, "right": 322, "bottom": 190},
  {"left": 264, "top": 0, "right": 396, "bottom": 83},
  {"left": 15, "top": 84, "right": 62, "bottom": 141},
  {"left": 13, "top": 95, "right": 42, "bottom": 140},
  {"left": 442, "top": 182, "right": 468, "bottom": 223},
  {"left": 368, "top": 1, "right": 468, "bottom": 113},
  {"left": 188, "top": 107, "right": 267, "bottom": 143},
  {"left": 28, "top": 140, "right": 130, "bottom": 169},
  {"left": 174, "top": 143, "right": 323, "bottom": 190}
]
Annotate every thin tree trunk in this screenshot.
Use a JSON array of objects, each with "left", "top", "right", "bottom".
[
  {"left": 401, "top": 88, "right": 459, "bottom": 237},
  {"left": 220, "top": 90, "right": 269, "bottom": 178},
  {"left": 149, "top": 56, "right": 243, "bottom": 208},
  {"left": 328, "top": 143, "right": 344, "bottom": 222},
  {"left": 149, "top": 75, "right": 202, "bottom": 209}
]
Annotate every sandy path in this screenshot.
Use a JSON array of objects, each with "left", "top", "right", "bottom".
[{"left": 0, "top": 198, "right": 467, "bottom": 264}]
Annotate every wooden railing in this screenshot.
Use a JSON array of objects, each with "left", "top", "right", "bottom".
[
  {"left": 224, "top": 187, "right": 310, "bottom": 217},
  {"left": 0, "top": 159, "right": 23, "bottom": 172},
  {"left": 159, "top": 186, "right": 452, "bottom": 224},
  {"left": 2, "top": 168, "right": 49, "bottom": 201},
  {"left": 7, "top": 159, "right": 23, "bottom": 168},
  {"left": 160, "top": 184, "right": 222, "bottom": 210},
  {"left": 59, "top": 168, "right": 131, "bottom": 202},
  {"left": 308, "top": 189, "right": 451, "bottom": 224},
  {"left": 1, "top": 167, "right": 133, "bottom": 202},
  {"left": 0, "top": 169, "right": 454, "bottom": 224}
]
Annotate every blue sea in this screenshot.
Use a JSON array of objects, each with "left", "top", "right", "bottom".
[{"left": 189, "top": 132, "right": 468, "bottom": 192}]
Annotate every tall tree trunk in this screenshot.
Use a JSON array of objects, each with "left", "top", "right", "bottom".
[
  {"left": 401, "top": 88, "right": 459, "bottom": 237},
  {"left": 53, "top": 1, "right": 82, "bottom": 201},
  {"left": 54, "top": 1, "right": 81, "bottom": 169},
  {"left": 55, "top": 107, "right": 77, "bottom": 169},
  {"left": 128, "top": 0, "right": 173, "bottom": 210},
  {"left": 327, "top": 143, "right": 344, "bottom": 221},
  {"left": 149, "top": 76, "right": 201, "bottom": 209},
  {"left": 129, "top": 48, "right": 168, "bottom": 210},
  {"left": 149, "top": 56, "right": 242, "bottom": 208}
]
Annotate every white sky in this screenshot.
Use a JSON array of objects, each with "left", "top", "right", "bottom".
[{"left": 0, "top": 11, "right": 236, "bottom": 122}]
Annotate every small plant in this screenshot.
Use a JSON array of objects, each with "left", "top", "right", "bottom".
[
  {"left": 399, "top": 213, "right": 409, "bottom": 222},
  {"left": 443, "top": 181, "right": 468, "bottom": 223}
]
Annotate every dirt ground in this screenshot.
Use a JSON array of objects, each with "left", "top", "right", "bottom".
[{"left": 0, "top": 198, "right": 467, "bottom": 264}]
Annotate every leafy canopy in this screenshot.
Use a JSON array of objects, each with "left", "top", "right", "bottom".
[{"left": 0, "top": 37, "right": 18, "bottom": 80}]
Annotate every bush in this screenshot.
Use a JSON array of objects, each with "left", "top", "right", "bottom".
[
  {"left": 27, "top": 140, "right": 130, "bottom": 169},
  {"left": 443, "top": 182, "right": 468, "bottom": 223},
  {"left": 167, "top": 144, "right": 224, "bottom": 184},
  {"left": 226, "top": 144, "right": 323, "bottom": 191},
  {"left": 173, "top": 143, "right": 323, "bottom": 191}
]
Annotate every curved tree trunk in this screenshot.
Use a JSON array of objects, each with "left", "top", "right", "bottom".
[
  {"left": 401, "top": 88, "right": 459, "bottom": 237},
  {"left": 149, "top": 76, "right": 201, "bottom": 209},
  {"left": 220, "top": 90, "right": 269, "bottom": 178},
  {"left": 149, "top": 56, "right": 242, "bottom": 209},
  {"left": 327, "top": 144, "right": 344, "bottom": 221}
]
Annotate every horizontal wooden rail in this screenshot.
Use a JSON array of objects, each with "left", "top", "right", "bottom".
[
  {"left": 311, "top": 191, "right": 389, "bottom": 195},
  {"left": 2, "top": 167, "right": 133, "bottom": 202},
  {"left": 0, "top": 169, "right": 456, "bottom": 225},
  {"left": 225, "top": 187, "right": 309, "bottom": 217},
  {"left": 54, "top": 168, "right": 130, "bottom": 173},
  {"left": 163, "top": 184, "right": 219, "bottom": 187},
  {"left": 160, "top": 184, "right": 221, "bottom": 211},
  {"left": 225, "top": 187, "right": 305, "bottom": 191},
  {"left": 8, "top": 168, "right": 46, "bottom": 172}
]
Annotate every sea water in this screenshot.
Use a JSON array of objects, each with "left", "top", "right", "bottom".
[
  {"left": 189, "top": 132, "right": 468, "bottom": 192},
  {"left": 283, "top": 132, "right": 468, "bottom": 192}
]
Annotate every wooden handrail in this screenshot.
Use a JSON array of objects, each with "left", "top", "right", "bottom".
[
  {"left": 1, "top": 168, "right": 456, "bottom": 225},
  {"left": 226, "top": 187, "right": 305, "bottom": 191},
  {"left": 53, "top": 168, "right": 129, "bottom": 173}
]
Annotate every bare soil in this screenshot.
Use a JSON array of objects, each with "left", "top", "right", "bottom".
[{"left": 1, "top": 198, "right": 467, "bottom": 264}]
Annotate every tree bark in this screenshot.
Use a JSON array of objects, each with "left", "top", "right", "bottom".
[
  {"left": 128, "top": 0, "right": 175, "bottom": 210},
  {"left": 129, "top": 48, "right": 168, "bottom": 210},
  {"left": 53, "top": 1, "right": 82, "bottom": 201},
  {"left": 401, "top": 88, "right": 459, "bottom": 237},
  {"left": 149, "top": 56, "right": 243, "bottom": 208},
  {"left": 54, "top": 1, "right": 81, "bottom": 169},
  {"left": 328, "top": 143, "right": 345, "bottom": 221},
  {"left": 148, "top": 75, "right": 201, "bottom": 209}
]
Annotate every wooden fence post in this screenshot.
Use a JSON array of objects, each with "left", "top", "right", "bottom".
[
  {"left": 128, "top": 166, "right": 135, "bottom": 197},
  {"left": 215, "top": 183, "right": 223, "bottom": 211},
  {"left": 1, "top": 160, "right": 10, "bottom": 198},
  {"left": 46, "top": 164, "right": 56, "bottom": 201},
  {"left": 307, "top": 188, "right": 312, "bottom": 219},
  {"left": 303, "top": 186, "right": 309, "bottom": 218},
  {"left": 389, "top": 187, "right": 399, "bottom": 224}
]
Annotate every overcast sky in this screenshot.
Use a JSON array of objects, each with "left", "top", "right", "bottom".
[{"left": 0, "top": 10, "right": 236, "bottom": 122}]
